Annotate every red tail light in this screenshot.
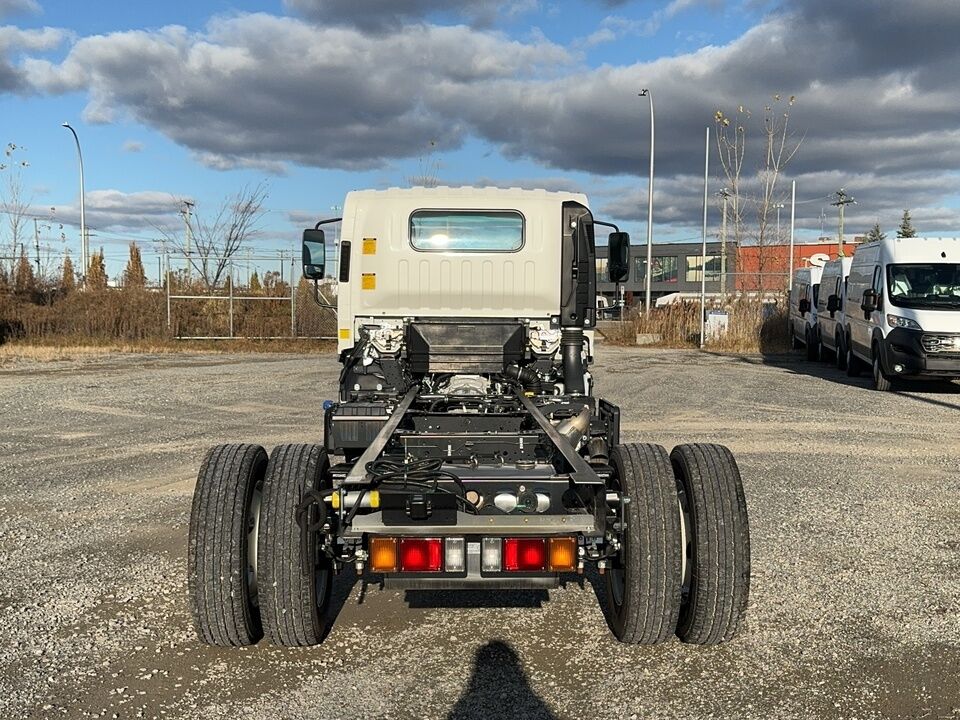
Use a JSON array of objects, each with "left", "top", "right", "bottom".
[
  {"left": 399, "top": 538, "right": 443, "bottom": 572},
  {"left": 503, "top": 538, "right": 547, "bottom": 572}
]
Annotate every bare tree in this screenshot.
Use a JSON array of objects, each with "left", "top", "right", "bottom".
[
  {"left": 157, "top": 182, "right": 269, "bottom": 290},
  {"left": 405, "top": 140, "right": 441, "bottom": 188},
  {"left": 714, "top": 97, "right": 802, "bottom": 291},
  {"left": 1, "top": 143, "right": 32, "bottom": 277}
]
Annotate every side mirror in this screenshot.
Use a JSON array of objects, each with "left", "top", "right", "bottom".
[
  {"left": 607, "top": 231, "right": 630, "bottom": 283},
  {"left": 302, "top": 229, "right": 326, "bottom": 280},
  {"left": 826, "top": 294, "right": 839, "bottom": 315},
  {"left": 798, "top": 298, "right": 810, "bottom": 315},
  {"left": 861, "top": 288, "right": 877, "bottom": 315}
]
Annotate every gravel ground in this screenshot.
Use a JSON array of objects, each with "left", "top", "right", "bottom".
[{"left": 1, "top": 347, "right": 958, "bottom": 720}]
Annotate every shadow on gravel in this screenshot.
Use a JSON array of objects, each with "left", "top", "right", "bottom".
[
  {"left": 403, "top": 589, "right": 549, "bottom": 608},
  {"left": 709, "top": 350, "right": 960, "bottom": 411},
  {"left": 446, "top": 640, "right": 558, "bottom": 720}
]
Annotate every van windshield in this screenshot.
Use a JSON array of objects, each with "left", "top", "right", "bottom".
[{"left": 887, "top": 263, "right": 960, "bottom": 308}]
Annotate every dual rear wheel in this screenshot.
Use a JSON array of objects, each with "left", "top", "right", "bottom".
[
  {"left": 188, "top": 443, "right": 332, "bottom": 647},
  {"left": 606, "top": 442, "right": 750, "bottom": 645}
]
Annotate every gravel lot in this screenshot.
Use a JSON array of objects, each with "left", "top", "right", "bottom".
[{"left": 1, "top": 347, "right": 958, "bottom": 719}]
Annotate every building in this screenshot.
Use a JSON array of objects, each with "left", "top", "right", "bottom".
[{"left": 596, "top": 237, "right": 861, "bottom": 307}]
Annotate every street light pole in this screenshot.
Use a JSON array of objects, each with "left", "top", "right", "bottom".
[
  {"left": 639, "top": 89, "right": 654, "bottom": 314},
  {"left": 61, "top": 123, "right": 86, "bottom": 282},
  {"left": 699, "top": 126, "right": 710, "bottom": 350}
]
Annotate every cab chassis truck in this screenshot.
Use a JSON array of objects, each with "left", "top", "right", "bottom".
[{"left": 188, "top": 187, "right": 750, "bottom": 647}]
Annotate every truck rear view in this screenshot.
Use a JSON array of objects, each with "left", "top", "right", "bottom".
[{"left": 188, "top": 187, "right": 751, "bottom": 647}]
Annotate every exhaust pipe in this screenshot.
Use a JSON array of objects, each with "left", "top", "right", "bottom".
[
  {"left": 555, "top": 404, "right": 591, "bottom": 446},
  {"left": 561, "top": 328, "right": 586, "bottom": 394}
]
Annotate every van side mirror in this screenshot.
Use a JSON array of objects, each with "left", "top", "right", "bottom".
[
  {"left": 607, "top": 232, "right": 630, "bottom": 283},
  {"left": 302, "top": 229, "right": 326, "bottom": 280},
  {"left": 826, "top": 294, "right": 839, "bottom": 315},
  {"left": 798, "top": 298, "right": 810, "bottom": 315},
  {"left": 861, "top": 288, "right": 877, "bottom": 315}
]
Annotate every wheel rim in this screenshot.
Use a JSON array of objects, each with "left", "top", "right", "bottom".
[
  {"left": 246, "top": 480, "right": 262, "bottom": 607},
  {"left": 677, "top": 487, "right": 693, "bottom": 603},
  {"left": 608, "top": 474, "right": 627, "bottom": 609}
]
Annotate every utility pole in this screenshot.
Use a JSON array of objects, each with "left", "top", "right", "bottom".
[
  {"left": 788, "top": 180, "right": 796, "bottom": 292},
  {"left": 718, "top": 188, "right": 730, "bottom": 295},
  {"left": 180, "top": 200, "right": 195, "bottom": 279},
  {"left": 699, "top": 126, "right": 710, "bottom": 349},
  {"left": 831, "top": 188, "right": 856, "bottom": 257},
  {"left": 639, "top": 89, "right": 655, "bottom": 314}
]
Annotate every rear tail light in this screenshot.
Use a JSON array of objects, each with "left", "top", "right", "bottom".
[
  {"left": 399, "top": 538, "right": 442, "bottom": 572},
  {"left": 503, "top": 538, "right": 547, "bottom": 572},
  {"left": 369, "top": 537, "right": 398, "bottom": 572},
  {"left": 548, "top": 537, "right": 577, "bottom": 571}
]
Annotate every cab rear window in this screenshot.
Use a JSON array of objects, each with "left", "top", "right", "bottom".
[{"left": 409, "top": 210, "right": 524, "bottom": 252}]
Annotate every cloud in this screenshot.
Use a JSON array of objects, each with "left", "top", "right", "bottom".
[
  {"left": 284, "top": 0, "right": 535, "bottom": 31},
  {"left": 122, "top": 140, "right": 144, "bottom": 153},
  {"left": 23, "top": 15, "right": 570, "bottom": 171},
  {"left": 0, "top": 0, "right": 40, "bottom": 19},
  {"left": 0, "top": 25, "right": 63, "bottom": 91},
  {"left": 53, "top": 190, "right": 188, "bottom": 235}
]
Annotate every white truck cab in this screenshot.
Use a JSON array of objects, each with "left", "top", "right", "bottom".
[
  {"left": 790, "top": 266, "right": 823, "bottom": 359},
  {"left": 844, "top": 236, "right": 960, "bottom": 390}
]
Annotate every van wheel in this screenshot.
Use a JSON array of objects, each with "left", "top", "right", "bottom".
[
  {"left": 835, "top": 332, "right": 847, "bottom": 370},
  {"left": 672, "top": 444, "right": 750, "bottom": 644},
  {"left": 845, "top": 344, "right": 862, "bottom": 377},
  {"left": 872, "top": 351, "right": 895, "bottom": 392},
  {"left": 605, "top": 443, "right": 682, "bottom": 644},
  {"left": 805, "top": 329, "right": 818, "bottom": 361},
  {"left": 790, "top": 332, "right": 800, "bottom": 351}
]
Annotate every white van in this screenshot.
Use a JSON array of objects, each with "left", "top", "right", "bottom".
[
  {"left": 789, "top": 266, "right": 823, "bottom": 360},
  {"left": 815, "top": 256, "right": 853, "bottom": 366},
  {"left": 844, "top": 236, "right": 960, "bottom": 390}
]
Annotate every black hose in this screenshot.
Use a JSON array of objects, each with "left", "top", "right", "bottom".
[
  {"left": 561, "top": 328, "right": 586, "bottom": 394},
  {"left": 503, "top": 363, "right": 542, "bottom": 393}
]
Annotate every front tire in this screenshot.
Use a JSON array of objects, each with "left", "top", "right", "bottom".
[
  {"left": 872, "top": 350, "right": 895, "bottom": 392},
  {"left": 846, "top": 343, "right": 863, "bottom": 377},
  {"left": 188, "top": 443, "right": 267, "bottom": 647},
  {"left": 805, "top": 328, "right": 818, "bottom": 361},
  {"left": 671, "top": 444, "right": 750, "bottom": 645},
  {"left": 606, "top": 443, "right": 682, "bottom": 644},
  {"left": 259, "top": 444, "right": 333, "bottom": 647}
]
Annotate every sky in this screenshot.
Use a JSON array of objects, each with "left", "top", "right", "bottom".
[{"left": 2, "top": 0, "right": 960, "bottom": 277}]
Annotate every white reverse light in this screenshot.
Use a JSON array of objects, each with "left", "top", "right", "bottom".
[
  {"left": 445, "top": 537, "right": 465, "bottom": 572},
  {"left": 481, "top": 537, "right": 501, "bottom": 572}
]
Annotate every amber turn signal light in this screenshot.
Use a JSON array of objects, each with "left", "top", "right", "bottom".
[
  {"left": 369, "top": 536, "right": 398, "bottom": 573},
  {"left": 548, "top": 537, "right": 577, "bottom": 572}
]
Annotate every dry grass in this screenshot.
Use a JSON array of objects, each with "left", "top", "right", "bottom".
[{"left": 607, "top": 296, "right": 791, "bottom": 354}]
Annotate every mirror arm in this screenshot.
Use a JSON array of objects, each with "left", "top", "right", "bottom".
[
  {"left": 314, "top": 217, "right": 342, "bottom": 229},
  {"left": 593, "top": 220, "right": 621, "bottom": 232},
  {"left": 312, "top": 279, "right": 337, "bottom": 310}
]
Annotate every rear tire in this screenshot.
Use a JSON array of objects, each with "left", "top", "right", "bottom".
[
  {"left": 606, "top": 443, "right": 682, "bottom": 644},
  {"left": 805, "top": 328, "right": 818, "bottom": 361},
  {"left": 846, "top": 343, "right": 862, "bottom": 377},
  {"left": 835, "top": 332, "right": 848, "bottom": 370},
  {"left": 259, "top": 444, "right": 333, "bottom": 647},
  {"left": 671, "top": 444, "right": 750, "bottom": 645},
  {"left": 188, "top": 443, "right": 266, "bottom": 646}
]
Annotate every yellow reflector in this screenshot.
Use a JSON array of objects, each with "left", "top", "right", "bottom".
[
  {"left": 362, "top": 238, "right": 377, "bottom": 255},
  {"left": 361, "top": 273, "right": 376, "bottom": 290},
  {"left": 331, "top": 492, "right": 340, "bottom": 509},
  {"left": 338, "top": 328, "right": 351, "bottom": 340},
  {"left": 370, "top": 537, "right": 398, "bottom": 573},
  {"left": 368, "top": 489, "right": 380, "bottom": 509},
  {"left": 548, "top": 537, "right": 577, "bottom": 572}
]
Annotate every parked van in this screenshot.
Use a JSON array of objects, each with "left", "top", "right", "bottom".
[
  {"left": 815, "top": 256, "right": 853, "bottom": 366},
  {"left": 844, "top": 236, "right": 960, "bottom": 390},
  {"left": 789, "top": 266, "right": 823, "bottom": 360}
]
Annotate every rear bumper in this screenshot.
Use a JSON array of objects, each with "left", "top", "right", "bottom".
[{"left": 881, "top": 329, "right": 960, "bottom": 379}]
